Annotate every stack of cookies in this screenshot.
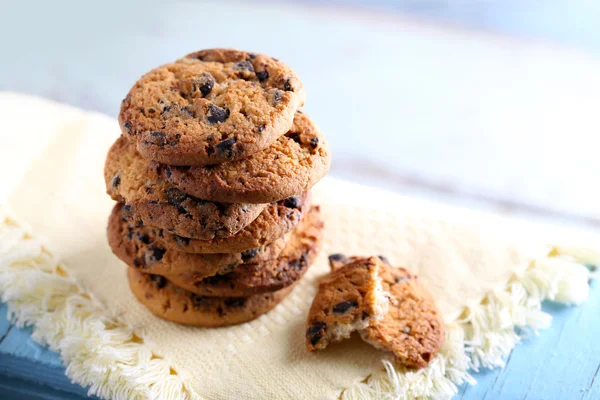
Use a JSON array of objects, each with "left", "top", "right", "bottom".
[{"left": 104, "top": 48, "right": 330, "bottom": 327}]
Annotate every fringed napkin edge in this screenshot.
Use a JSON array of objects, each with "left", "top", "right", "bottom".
[
  {"left": 342, "top": 248, "right": 598, "bottom": 400},
  {"left": 0, "top": 205, "right": 598, "bottom": 400}
]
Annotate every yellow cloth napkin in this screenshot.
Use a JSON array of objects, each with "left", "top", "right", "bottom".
[{"left": 0, "top": 92, "right": 597, "bottom": 399}]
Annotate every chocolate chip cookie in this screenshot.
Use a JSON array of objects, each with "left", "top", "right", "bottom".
[
  {"left": 360, "top": 264, "right": 445, "bottom": 369},
  {"left": 306, "top": 256, "right": 389, "bottom": 352},
  {"left": 105, "top": 136, "right": 265, "bottom": 239},
  {"left": 163, "top": 112, "right": 330, "bottom": 203},
  {"left": 128, "top": 269, "right": 295, "bottom": 327},
  {"left": 108, "top": 203, "right": 286, "bottom": 282},
  {"left": 119, "top": 48, "right": 305, "bottom": 166},
  {"left": 167, "top": 205, "right": 323, "bottom": 296},
  {"left": 164, "top": 191, "right": 310, "bottom": 254}
]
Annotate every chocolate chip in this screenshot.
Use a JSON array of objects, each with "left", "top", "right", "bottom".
[
  {"left": 271, "top": 90, "right": 282, "bottom": 105},
  {"left": 195, "top": 72, "right": 215, "bottom": 97},
  {"left": 151, "top": 274, "right": 167, "bottom": 289},
  {"left": 287, "top": 132, "right": 301, "bottom": 144},
  {"left": 146, "top": 131, "right": 167, "bottom": 146},
  {"left": 309, "top": 137, "right": 319, "bottom": 149},
  {"left": 136, "top": 232, "right": 151, "bottom": 245},
  {"left": 207, "top": 104, "right": 230, "bottom": 124},
  {"left": 149, "top": 108, "right": 156, "bottom": 113},
  {"left": 145, "top": 187, "right": 154, "bottom": 194},
  {"left": 233, "top": 60, "right": 254, "bottom": 72},
  {"left": 224, "top": 298, "right": 246, "bottom": 308},
  {"left": 125, "top": 228, "right": 134, "bottom": 240},
  {"left": 121, "top": 204, "right": 133, "bottom": 218},
  {"left": 135, "top": 219, "right": 144, "bottom": 228},
  {"left": 123, "top": 121, "right": 132, "bottom": 131},
  {"left": 163, "top": 104, "right": 194, "bottom": 118},
  {"left": 133, "top": 258, "right": 143, "bottom": 268},
  {"left": 256, "top": 71, "right": 269, "bottom": 81},
  {"left": 174, "top": 235, "right": 190, "bottom": 247},
  {"left": 215, "top": 137, "right": 237, "bottom": 158},
  {"left": 112, "top": 173, "right": 121, "bottom": 188},
  {"left": 328, "top": 253, "right": 345, "bottom": 262},
  {"left": 283, "top": 78, "right": 293, "bottom": 91},
  {"left": 283, "top": 196, "right": 300, "bottom": 209},
  {"left": 332, "top": 300, "right": 358, "bottom": 314},
  {"left": 248, "top": 53, "right": 257, "bottom": 59},
  {"left": 241, "top": 248, "right": 260, "bottom": 262},
  {"left": 220, "top": 261, "right": 238, "bottom": 274},
  {"left": 362, "top": 311, "right": 369, "bottom": 320},
  {"left": 191, "top": 295, "right": 206, "bottom": 308},
  {"left": 306, "top": 322, "right": 326, "bottom": 346},
  {"left": 256, "top": 124, "right": 265, "bottom": 133},
  {"left": 164, "top": 166, "right": 172, "bottom": 178},
  {"left": 144, "top": 247, "right": 166, "bottom": 265},
  {"left": 288, "top": 254, "right": 307, "bottom": 270},
  {"left": 165, "top": 188, "right": 189, "bottom": 214}
]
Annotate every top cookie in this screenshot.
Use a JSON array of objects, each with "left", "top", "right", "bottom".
[
  {"left": 119, "top": 48, "right": 306, "bottom": 166},
  {"left": 163, "top": 112, "right": 331, "bottom": 203}
]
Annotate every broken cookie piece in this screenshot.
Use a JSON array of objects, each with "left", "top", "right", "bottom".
[
  {"left": 312, "top": 254, "right": 445, "bottom": 369},
  {"left": 360, "top": 263, "right": 445, "bottom": 369},
  {"left": 306, "top": 256, "right": 389, "bottom": 351}
]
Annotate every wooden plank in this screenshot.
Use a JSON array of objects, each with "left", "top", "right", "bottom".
[
  {"left": 0, "top": 323, "right": 63, "bottom": 367},
  {"left": 460, "top": 280, "right": 600, "bottom": 399},
  {"left": 0, "top": 304, "right": 12, "bottom": 345},
  {"left": 0, "top": 374, "right": 87, "bottom": 400}
]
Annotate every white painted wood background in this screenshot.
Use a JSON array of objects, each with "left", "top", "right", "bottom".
[{"left": 1, "top": 0, "right": 599, "bottom": 230}]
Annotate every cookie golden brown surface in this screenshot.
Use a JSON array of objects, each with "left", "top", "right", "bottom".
[
  {"left": 169, "top": 205, "right": 323, "bottom": 296},
  {"left": 119, "top": 48, "right": 305, "bottom": 166},
  {"left": 163, "top": 112, "right": 331, "bottom": 203},
  {"left": 312, "top": 254, "right": 445, "bottom": 369},
  {"left": 128, "top": 268, "right": 295, "bottom": 327},
  {"left": 105, "top": 136, "right": 265, "bottom": 240},
  {"left": 162, "top": 192, "right": 311, "bottom": 254},
  {"left": 108, "top": 203, "right": 286, "bottom": 281},
  {"left": 361, "top": 264, "right": 444, "bottom": 369},
  {"left": 306, "top": 256, "right": 388, "bottom": 351}
]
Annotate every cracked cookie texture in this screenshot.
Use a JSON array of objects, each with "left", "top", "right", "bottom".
[
  {"left": 128, "top": 268, "right": 295, "bottom": 327},
  {"left": 108, "top": 203, "right": 286, "bottom": 282},
  {"left": 104, "top": 136, "right": 265, "bottom": 240},
  {"left": 163, "top": 112, "right": 331, "bottom": 203},
  {"left": 119, "top": 48, "right": 305, "bottom": 166}
]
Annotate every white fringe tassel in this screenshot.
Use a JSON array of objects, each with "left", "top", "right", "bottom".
[
  {"left": 0, "top": 206, "right": 597, "bottom": 400},
  {"left": 0, "top": 210, "right": 197, "bottom": 400},
  {"left": 343, "top": 247, "right": 598, "bottom": 400}
]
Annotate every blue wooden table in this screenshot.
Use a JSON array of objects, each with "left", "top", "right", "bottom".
[{"left": 1, "top": 280, "right": 598, "bottom": 399}]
